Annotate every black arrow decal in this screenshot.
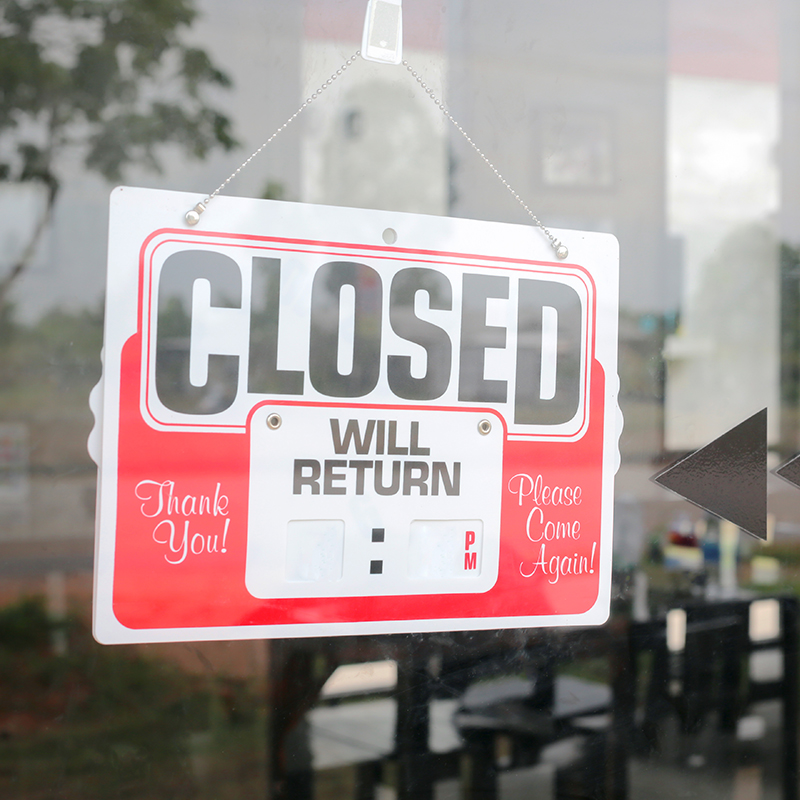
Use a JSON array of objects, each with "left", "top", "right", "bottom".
[
  {"left": 652, "top": 409, "right": 767, "bottom": 540},
  {"left": 775, "top": 449, "right": 800, "bottom": 490}
]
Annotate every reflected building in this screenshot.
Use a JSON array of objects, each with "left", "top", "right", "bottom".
[
  {"left": 663, "top": 0, "right": 781, "bottom": 451},
  {"left": 446, "top": 0, "right": 672, "bottom": 316},
  {"left": 0, "top": 0, "right": 673, "bottom": 547},
  {"left": 301, "top": 0, "right": 674, "bottom": 472},
  {"left": 0, "top": 0, "right": 796, "bottom": 547},
  {"left": 301, "top": 0, "right": 448, "bottom": 215}
]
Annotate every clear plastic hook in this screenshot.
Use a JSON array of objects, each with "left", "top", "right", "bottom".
[{"left": 362, "top": 0, "right": 403, "bottom": 64}]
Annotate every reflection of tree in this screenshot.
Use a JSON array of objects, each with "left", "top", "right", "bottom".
[
  {"left": 690, "top": 224, "right": 776, "bottom": 346},
  {"left": 781, "top": 243, "right": 800, "bottom": 452},
  {"left": 0, "top": 0, "right": 237, "bottom": 304},
  {"left": 157, "top": 296, "right": 191, "bottom": 340},
  {"left": 663, "top": 223, "right": 779, "bottom": 453},
  {"left": 0, "top": 304, "right": 103, "bottom": 469},
  {"left": 0, "top": 305, "right": 103, "bottom": 397},
  {"left": 614, "top": 310, "right": 675, "bottom": 459},
  {"left": 0, "top": 597, "right": 267, "bottom": 799}
]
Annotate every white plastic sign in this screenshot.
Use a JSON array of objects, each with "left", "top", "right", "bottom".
[{"left": 92, "top": 187, "right": 619, "bottom": 643}]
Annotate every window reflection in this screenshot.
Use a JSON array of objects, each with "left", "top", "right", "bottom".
[{"left": 2, "top": 0, "right": 800, "bottom": 798}]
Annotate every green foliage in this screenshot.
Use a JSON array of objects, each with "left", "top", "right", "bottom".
[
  {"left": 0, "top": 595, "right": 53, "bottom": 650},
  {"left": 261, "top": 180, "right": 286, "bottom": 201},
  {"left": 758, "top": 541, "right": 800, "bottom": 566},
  {"left": 781, "top": 243, "right": 800, "bottom": 404},
  {"left": 0, "top": 304, "right": 103, "bottom": 395},
  {"left": 0, "top": 0, "right": 237, "bottom": 188},
  {"left": 0, "top": 597, "right": 266, "bottom": 799},
  {"left": 0, "top": 597, "right": 204, "bottom": 723},
  {"left": 157, "top": 295, "right": 190, "bottom": 338},
  {"left": 30, "top": 305, "right": 103, "bottom": 373}
]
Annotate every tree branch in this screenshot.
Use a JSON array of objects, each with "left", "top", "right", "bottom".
[{"left": 0, "top": 181, "right": 58, "bottom": 309}]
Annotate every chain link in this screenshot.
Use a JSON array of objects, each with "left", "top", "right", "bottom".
[
  {"left": 184, "top": 51, "right": 362, "bottom": 225},
  {"left": 402, "top": 61, "right": 566, "bottom": 258},
  {"left": 185, "top": 50, "right": 567, "bottom": 258}
]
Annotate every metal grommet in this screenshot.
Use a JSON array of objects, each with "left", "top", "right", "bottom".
[
  {"left": 478, "top": 419, "right": 492, "bottom": 435},
  {"left": 266, "top": 413, "right": 282, "bottom": 430},
  {"left": 185, "top": 201, "right": 205, "bottom": 226}
]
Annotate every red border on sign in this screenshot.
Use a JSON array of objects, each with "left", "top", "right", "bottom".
[
  {"left": 112, "top": 323, "right": 607, "bottom": 629},
  {"left": 137, "top": 228, "right": 596, "bottom": 440}
]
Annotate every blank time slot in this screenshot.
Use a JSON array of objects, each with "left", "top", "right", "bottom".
[
  {"left": 286, "top": 520, "right": 345, "bottom": 582},
  {"left": 408, "top": 521, "right": 483, "bottom": 580}
]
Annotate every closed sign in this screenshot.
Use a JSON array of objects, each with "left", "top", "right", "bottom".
[{"left": 92, "top": 187, "right": 619, "bottom": 643}]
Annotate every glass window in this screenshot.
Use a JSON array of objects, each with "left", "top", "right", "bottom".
[{"left": 1, "top": 1, "right": 798, "bottom": 799}]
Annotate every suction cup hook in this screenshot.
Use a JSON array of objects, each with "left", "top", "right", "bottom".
[{"left": 362, "top": 0, "right": 403, "bottom": 64}]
